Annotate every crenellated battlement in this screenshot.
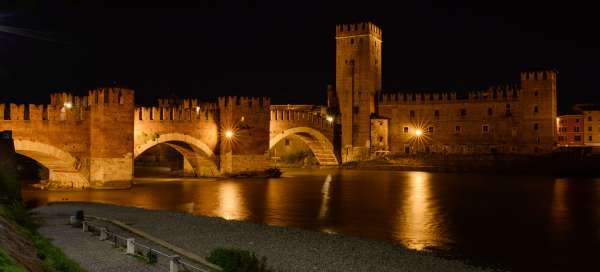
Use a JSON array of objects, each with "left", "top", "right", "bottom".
[
  {"left": 135, "top": 104, "right": 218, "bottom": 122},
  {"left": 87, "top": 87, "right": 134, "bottom": 106},
  {"left": 378, "top": 84, "right": 521, "bottom": 105},
  {"left": 270, "top": 109, "right": 333, "bottom": 128},
  {"left": 520, "top": 69, "right": 557, "bottom": 82},
  {"left": 0, "top": 102, "right": 87, "bottom": 121},
  {"left": 218, "top": 96, "right": 270, "bottom": 112},
  {"left": 336, "top": 22, "right": 382, "bottom": 40}
]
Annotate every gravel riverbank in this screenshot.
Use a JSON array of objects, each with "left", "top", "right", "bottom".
[{"left": 34, "top": 202, "right": 494, "bottom": 272}]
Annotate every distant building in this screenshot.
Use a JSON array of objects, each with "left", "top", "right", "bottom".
[
  {"left": 572, "top": 104, "right": 600, "bottom": 150},
  {"left": 557, "top": 115, "right": 584, "bottom": 146}
]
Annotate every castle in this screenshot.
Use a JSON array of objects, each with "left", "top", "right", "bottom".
[
  {"left": 333, "top": 22, "right": 558, "bottom": 162},
  {"left": 0, "top": 21, "right": 559, "bottom": 189}
]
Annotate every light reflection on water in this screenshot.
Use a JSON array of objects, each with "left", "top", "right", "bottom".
[{"left": 22, "top": 169, "right": 600, "bottom": 271}]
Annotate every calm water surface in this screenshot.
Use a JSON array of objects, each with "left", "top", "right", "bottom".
[{"left": 22, "top": 169, "right": 600, "bottom": 271}]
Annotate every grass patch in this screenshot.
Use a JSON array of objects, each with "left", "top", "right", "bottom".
[
  {"left": 0, "top": 202, "right": 85, "bottom": 272},
  {"left": 207, "top": 248, "right": 273, "bottom": 272},
  {"left": 0, "top": 248, "right": 27, "bottom": 272}
]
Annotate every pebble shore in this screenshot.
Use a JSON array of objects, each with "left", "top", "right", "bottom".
[{"left": 34, "top": 202, "right": 494, "bottom": 272}]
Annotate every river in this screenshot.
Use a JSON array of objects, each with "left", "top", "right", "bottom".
[{"left": 22, "top": 169, "right": 600, "bottom": 271}]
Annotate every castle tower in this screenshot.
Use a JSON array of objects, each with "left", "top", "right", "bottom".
[
  {"left": 519, "top": 69, "right": 558, "bottom": 152},
  {"left": 88, "top": 87, "right": 135, "bottom": 188},
  {"left": 335, "top": 22, "right": 382, "bottom": 162},
  {"left": 218, "top": 96, "right": 270, "bottom": 174}
]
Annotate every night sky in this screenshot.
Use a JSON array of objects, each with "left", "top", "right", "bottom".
[{"left": 0, "top": 1, "right": 597, "bottom": 113}]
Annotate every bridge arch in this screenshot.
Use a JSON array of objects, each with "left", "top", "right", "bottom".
[
  {"left": 270, "top": 127, "right": 338, "bottom": 166},
  {"left": 134, "top": 133, "right": 219, "bottom": 177},
  {"left": 13, "top": 139, "right": 89, "bottom": 188}
]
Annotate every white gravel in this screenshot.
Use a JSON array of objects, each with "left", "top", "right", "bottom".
[{"left": 34, "top": 202, "right": 495, "bottom": 272}]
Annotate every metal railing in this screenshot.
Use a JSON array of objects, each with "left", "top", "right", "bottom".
[{"left": 78, "top": 219, "right": 214, "bottom": 272}]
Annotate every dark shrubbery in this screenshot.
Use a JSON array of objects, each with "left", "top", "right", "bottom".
[
  {"left": 0, "top": 202, "right": 84, "bottom": 272},
  {"left": 207, "top": 248, "right": 272, "bottom": 272},
  {"left": 146, "top": 250, "right": 157, "bottom": 264}
]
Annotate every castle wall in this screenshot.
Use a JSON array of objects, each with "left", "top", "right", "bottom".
[
  {"left": 88, "top": 88, "right": 135, "bottom": 188},
  {"left": 219, "top": 96, "right": 270, "bottom": 174},
  {"left": 376, "top": 72, "right": 557, "bottom": 155}
]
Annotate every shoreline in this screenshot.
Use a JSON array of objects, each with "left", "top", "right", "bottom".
[{"left": 33, "top": 202, "right": 495, "bottom": 272}]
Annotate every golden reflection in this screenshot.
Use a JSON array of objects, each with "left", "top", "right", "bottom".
[
  {"left": 394, "top": 171, "right": 439, "bottom": 250},
  {"left": 550, "top": 179, "right": 569, "bottom": 233},
  {"left": 216, "top": 182, "right": 249, "bottom": 221},
  {"left": 318, "top": 174, "right": 332, "bottom": 219}
]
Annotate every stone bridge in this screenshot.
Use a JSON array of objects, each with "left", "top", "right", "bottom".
[
  {"left": 269, "top": 109, "right": 338, "bottom": 166},
  {"left": 0, "top": 89, "right": 338, "bottom": 189}
]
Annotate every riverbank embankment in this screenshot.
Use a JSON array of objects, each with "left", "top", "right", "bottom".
[
  {"left": 34, "top": 202, "right": 493, "bottom": 272},
  {"left": 344, "top": 153, "right": 600, "bottom": 176}
]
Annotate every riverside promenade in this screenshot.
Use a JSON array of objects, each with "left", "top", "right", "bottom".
[{"left": 33, "top": 202, "right": 491, "bottom": 272}]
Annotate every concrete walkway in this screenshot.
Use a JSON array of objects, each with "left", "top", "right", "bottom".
[
  {"left": 34, "top": 202, "right": 494, "bottom": 272},
  {"left": 36, "top": 212, "right": 168, "bottom": 272}
]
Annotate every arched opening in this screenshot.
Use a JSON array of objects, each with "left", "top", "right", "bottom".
[
  {"left": 134, "top": 142, "right": 194, "bottom": 177},
  {"left": 269, "top": 127, "right": 338, "bottom": 166},
  {"left": 134, "top": 133, "right": 219, "bottom": 177},
  {"left": 15, "top": 153, "right": 48, "bottom": 186},
  {"left": 13, "top": 139, "right": 88, "bottom": 189}
]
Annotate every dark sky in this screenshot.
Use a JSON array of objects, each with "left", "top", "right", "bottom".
[{"left": 0, "top": 1, "right": 598, "bottom": 113}]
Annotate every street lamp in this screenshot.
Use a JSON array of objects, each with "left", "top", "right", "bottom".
[
  {"left": 415, "top": 129, "right": 423, "bottom": 137},
  {"left": 225, "top": 130, "right": 234, "bottom": 139},
  {"left": 326, "top": 115, "right": 334, "bottom": 123},
  {"left": 64, "top": 102, "right": 73, "bottom": 109}
]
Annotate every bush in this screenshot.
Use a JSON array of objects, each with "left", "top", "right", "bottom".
[
  {"left": 146, "top": 250, "right": 157, "bottom": 265},
  {"left": 207, "top": 248, "right": 272, "bottom": 272},
  {"left": 0, "top": 248, "right": 26, "bottom": 272}
]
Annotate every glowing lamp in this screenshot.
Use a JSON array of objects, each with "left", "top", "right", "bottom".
[
  {"left": 196, "top": 106, "right": 200, "bottom": 113},
  {"left": 64, "top": 102, "right": 73, "bottom": 109},
  {"left": 225, "top": 130, "right": 234, "bottom": 139},
  {"left": 326, "top": 115, "right": 334, "bottom": 122},
  {"left": 415, "top": 129, "right": 423, "bottom": 137}
]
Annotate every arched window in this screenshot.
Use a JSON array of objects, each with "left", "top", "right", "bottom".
[
  {"left": 533, "top": 106, "right": 539, "bottom": 113},
  {"left": 434, "top": 110, "right": 439, "bottom": 119},
  {"left": 409, "top": 110, "right": 415, "bottom": 118}
]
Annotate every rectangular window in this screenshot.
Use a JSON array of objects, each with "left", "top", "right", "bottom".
[
  {"left": 589, "top": 136, "right": 593, "bottom": 141},
  {"left": 460, "top": 109, "right": 466, "bottom": 116},
  {"left": 512, "top": 127, "right": 517, "bottom": 136},
  {"left": 558, "top": 136, "right": 565, "bottom": 141},
  {"left": 455, "top": 126, "right": 461, "bottom": 134},
  {"left": 533, "top": 123, "right": 539, "bottom": 131},
  {"left": 434, "top": 110, "right": 439, "bottom": 120},
  {"left": 574, "top": 135, "right": 582, "bottom": 141},
  {"left": 575, "top": 119, "right": 580, "bottom": 123},
  {"left": 428, "top": 126, "right": 434, "bottom": 133},
  {"left": 589, "top": 126, "right": 592, "bottom": 132},
  {"left": 403, "top": 127, "right": 409, "bottom": 133},
  {"left": 482, "top": 125, "right": 489, "bottom": 133},
  {"left": 574, "top": 127, "right": 580, "bottom": 132}
]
